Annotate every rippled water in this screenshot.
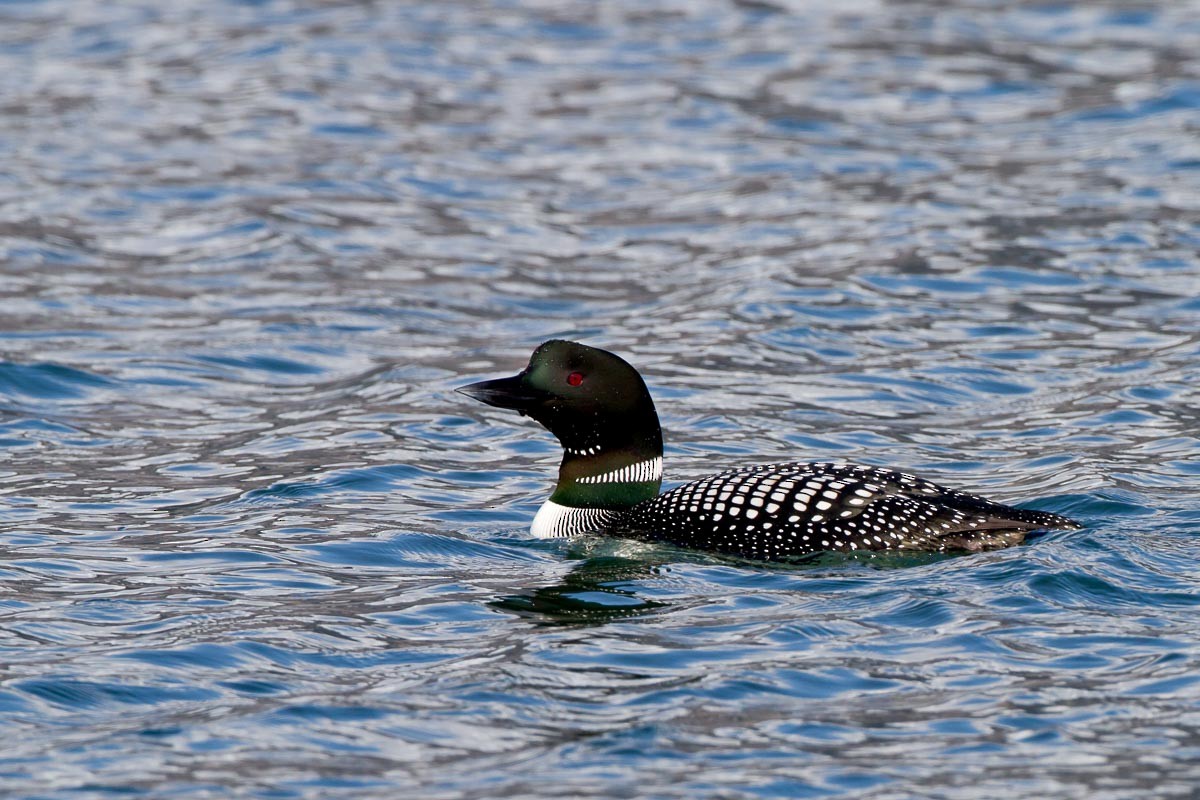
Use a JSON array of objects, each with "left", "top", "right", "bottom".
[{"left": 2, "top": 0, "right": 1200, "bottom": 797}]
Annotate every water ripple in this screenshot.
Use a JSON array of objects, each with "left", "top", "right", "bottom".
[{"left": 2, "top": 0, "right": 1200, "bottom": 798}]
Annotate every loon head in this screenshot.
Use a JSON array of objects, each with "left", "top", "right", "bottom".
[{"left": 457, "top": 340, "right": 663, "bottom": 513}]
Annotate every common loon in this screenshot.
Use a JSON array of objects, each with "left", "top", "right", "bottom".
[{"left": 458, "top": 340, "right": 1081, "bottom": 561}]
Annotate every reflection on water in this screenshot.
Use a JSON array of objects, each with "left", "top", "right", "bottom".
[
  {"left": 492, "top": 554, "right": 670, "bottom": 625},
  {"left": 2, "top": 0, "right": 1200, "bottom": 797}
]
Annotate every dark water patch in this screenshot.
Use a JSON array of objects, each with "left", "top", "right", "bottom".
[
  {"left": 16, "top": 679, "right": 219, "bottom": 710},
  {"left": 140, "top": 548, "right": 281, "bottom": 566},
  {"left": 194, "top": 354, "right": 326, "bottom": 377},
  {"left": 218, "top": 679, "right": 287, "bottom": 696},
  {"left": 0, "top": 362, "right": 115, "bottom": 401}
]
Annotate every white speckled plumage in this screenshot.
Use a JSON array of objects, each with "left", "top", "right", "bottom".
[{"left": 608, "top": 462, "right": 1066, "bottom": 559}]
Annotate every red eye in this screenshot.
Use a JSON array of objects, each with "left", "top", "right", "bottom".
[{"left": 567, "top": 371, "right": 584, "bottom": 387}]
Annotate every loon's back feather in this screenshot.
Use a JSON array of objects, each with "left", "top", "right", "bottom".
[{"left": 615, "top": 462, "right": 1079, "bottom": 561}]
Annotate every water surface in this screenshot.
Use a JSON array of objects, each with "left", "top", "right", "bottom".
[{"left": 2, "top": 1, "right": 1200, "bottom": 797}]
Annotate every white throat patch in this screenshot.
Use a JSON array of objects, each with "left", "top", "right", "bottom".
[{"left": 530, "top": 500, "right": 618, "bottom": 539}]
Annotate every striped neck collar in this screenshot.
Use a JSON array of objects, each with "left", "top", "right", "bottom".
[
  {"left": 549, "top": 451, "right": 663, "bottom": 511},
  {"left": 576, "top": 456, "right": 663, "bottom": 485}
]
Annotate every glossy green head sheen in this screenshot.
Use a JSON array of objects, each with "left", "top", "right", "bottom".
[{"left": 458, "top": 340, "right": 663, "bottom": 508}]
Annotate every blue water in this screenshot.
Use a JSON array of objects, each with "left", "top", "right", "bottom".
[{"left": 2, "top": 0, "right": 1200, "bottom": 797}]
